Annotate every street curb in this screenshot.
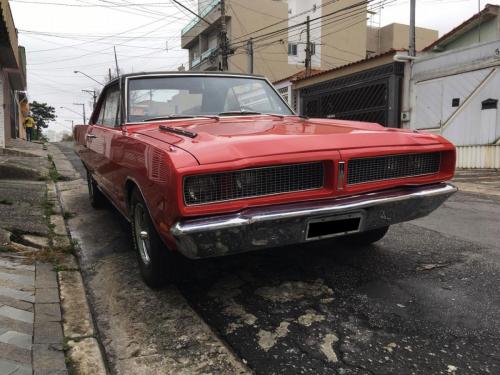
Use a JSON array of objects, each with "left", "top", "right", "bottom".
[{"left": 47, "top": 153, "right": 108, "bottom": 375}]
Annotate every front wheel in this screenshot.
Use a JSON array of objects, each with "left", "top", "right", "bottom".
[
  {"left": 340, "top": 226, "right": 389, "bottom": 246},
  {"left": 130, "top": 188, "right": 178, "bottom": 288}
]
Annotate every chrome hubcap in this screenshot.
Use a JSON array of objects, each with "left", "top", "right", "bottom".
[{"left": 134, "top": 204, "right": 151, "bottom": 266}]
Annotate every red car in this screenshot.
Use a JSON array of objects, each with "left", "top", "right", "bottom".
[{"left": 74, "top": 72, "right": 457, "bottom": 287}]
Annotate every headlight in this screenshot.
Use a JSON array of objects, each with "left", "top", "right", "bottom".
[{"left": 184, "top": 175, "right": 217, "bottom": 204}]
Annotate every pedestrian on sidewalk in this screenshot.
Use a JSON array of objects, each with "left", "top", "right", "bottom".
[{"left": 24, "top": 115, "right": 35, "bottom": 142}]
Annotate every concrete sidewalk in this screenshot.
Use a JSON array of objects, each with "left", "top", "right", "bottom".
[
  {"left": 0, "top": 142, "right": 68, "bottom": 374},
  {"left": 453, "top": 169, "right": 500, "bottom": 197},
  {"left": 0, "top": 139, "right": 105, "bottom": 375},
  {"left": 0, "top": 258, "right": 68, "bottom": 375}
]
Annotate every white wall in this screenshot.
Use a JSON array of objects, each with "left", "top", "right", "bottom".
[
  {"left": 410, "top": 40, "right": 500, "bottom": 147},
  {"left": 456, "top": 145, "right": 500, "bottom": 169}
]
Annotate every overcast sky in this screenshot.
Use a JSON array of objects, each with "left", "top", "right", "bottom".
[{"left": 8, "top": 0, "right": 500, "bottom": 139}]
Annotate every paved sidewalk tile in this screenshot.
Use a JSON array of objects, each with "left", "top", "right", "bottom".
[
  {"left": 0, "top": 330, "right": 32, "bottom": 349},
  {"left": 0, "top": 267, "right": 35, "bottom": 280},
  {"left": 35, "top": 303, "right": 61, "bottom": 323},
  {"left": 34, "top": 322, "right": 63, "bottom": 344},
  {"left": 35, "top": 288, "right": 59, "bottom": 304},
  {"left": 0, "top": 271, "right": 34, "bottom": 287},
  {"left": 0, "top": 342, "right": 31, "bottom": 364},
  {"left": 35, "top": 264, "right": 58, "bottom": 288},
  {"left": 0, "top": 306, "right": 34, "bottom": 323},
  {"left": 0, "top": 295, "right": 33, "bottom": 313},
  {"left": 0, "top": 358, "right": 32, "bottom": 375},
  {"left": 33, "top": 343, "right": 66, "bottom": 371},
  {"left": 0, "top": 259, "right": 35, "bottom": 272},
  {"left": 0, "top": 286, "right": 34, "bottom": 303}
]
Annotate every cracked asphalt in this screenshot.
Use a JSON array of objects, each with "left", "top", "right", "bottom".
[{"left": 55, "top": 142, "right": 500, "bottom": 375}]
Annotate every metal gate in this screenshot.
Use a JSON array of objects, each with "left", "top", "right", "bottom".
[{"left": 301, "top": 63, "right": 404, "bottom": 127}]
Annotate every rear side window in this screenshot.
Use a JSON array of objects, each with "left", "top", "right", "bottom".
[{"left": 102, "top": 86, "right": 121, "bottom": 127}]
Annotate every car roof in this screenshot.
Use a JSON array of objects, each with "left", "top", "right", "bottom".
[{"left": 107, "top": 71, "right": 266, "bottom": 86}]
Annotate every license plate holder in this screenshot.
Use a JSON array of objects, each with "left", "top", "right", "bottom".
[{"left": 306, "top": 212, "right": 363, "bottom": 241}]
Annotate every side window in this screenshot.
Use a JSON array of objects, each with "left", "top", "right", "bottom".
[
  {"left": 97, "top": 100, "right": 106, "bottom": 124},
  {"left": 91, "top": 93, "right": 106, "bottom": 125},
  {"left": 102, "top": 86, "right": 121, "bottom": 127}
]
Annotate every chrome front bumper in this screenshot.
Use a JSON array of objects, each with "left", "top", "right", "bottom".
[{"left": 171, "top": 183, "right": 457, "bottom": 259}]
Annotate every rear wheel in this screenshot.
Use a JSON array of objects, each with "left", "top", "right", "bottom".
[
  {"left": 86, "top": 169, "right": 106, "bottom": 208},
  {"left": 130, "top": 188, "right": 178, "bottom": 288},
  {"left": 341, "top": 226, "right": 389, "bottom": 246}
]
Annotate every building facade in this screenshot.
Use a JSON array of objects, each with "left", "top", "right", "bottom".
[
  {"left": 367, "top": 23, "right": 438, "bottom": 57},
  {"left": 0, "top": 0, "right": 27, "bottom": 148},
  {"left": 181, "top": 0, "right": 369, "bottom": 82}
]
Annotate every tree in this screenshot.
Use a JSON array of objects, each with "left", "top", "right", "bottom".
[{"left": 29, "top": 101, "right": 56, "bottom": 138}]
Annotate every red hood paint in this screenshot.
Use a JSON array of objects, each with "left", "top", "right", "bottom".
[{"left": 132, "top": 116, "right": 447, "bottom": 165}]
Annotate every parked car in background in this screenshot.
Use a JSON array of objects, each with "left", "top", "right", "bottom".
[{"left": 74, "top": 72, "right": 457, "bottom": 287}]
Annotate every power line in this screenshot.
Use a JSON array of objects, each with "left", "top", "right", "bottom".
[
  {"left": 229, "top": 0, "right": 374, "bottom": 49},
  {"left": 244, "top": 0, "right": 395, "bottom": 51},
  {"left": 10, "top": 0, "right": 179, "bottom": 7},
  {"left": 169, "top": 0, "right": 212, "bottom": 25},
  {"left": 26, "top": 19, "right": 173, "bottom": 65},
  {"left": 229, "top": 0, "right": 340, "bottom": 44}
]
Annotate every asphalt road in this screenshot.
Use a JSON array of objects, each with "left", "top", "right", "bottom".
[{"left": 55, "top": 142, "right": 500, "bottom": 375}]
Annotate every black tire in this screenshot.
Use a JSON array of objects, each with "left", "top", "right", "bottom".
[
  {"left": 86, "top": 169, "right": 106, "bottom": 209},
  {"left": 130, "top": 188, "right": 178, "bottom": 288},
  {"left": 341, "top": 226, "right": 389, "bottom": 246}
]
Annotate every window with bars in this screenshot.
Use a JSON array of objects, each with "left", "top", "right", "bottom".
[
  {"left": 288, "top": 43, "right": 298, "bottom": 56},
  {"left": 278, "top": 87, "right": 289, "bottom": 103}
]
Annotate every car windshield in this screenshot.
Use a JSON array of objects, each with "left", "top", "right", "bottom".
[{"left": 127, "top": 75, "right": 293, "bottom": 122}]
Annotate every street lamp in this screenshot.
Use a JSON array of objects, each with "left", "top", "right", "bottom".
[{"left": 73, "top": 71, "right": 104, "bottom": 86}]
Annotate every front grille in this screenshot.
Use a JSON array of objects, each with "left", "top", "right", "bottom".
[
  {"left": 184, "top": 162, "right": 324, "bottom": 205},
  {"left": 347, "top": 152, "right": 441, "bottom": 185}
]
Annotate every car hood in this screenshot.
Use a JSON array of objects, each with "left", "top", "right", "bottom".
[{"left": 135, "top": 116, "right": 446, "bottom": 165}]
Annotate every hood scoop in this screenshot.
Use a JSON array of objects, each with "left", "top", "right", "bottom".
[{"left": 159, "top": 125, "right": 198, "bottom": 138}]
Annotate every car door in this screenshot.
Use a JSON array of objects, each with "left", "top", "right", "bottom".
[{"left": 86, "top": 83, "right": 122, "bottom": 198}]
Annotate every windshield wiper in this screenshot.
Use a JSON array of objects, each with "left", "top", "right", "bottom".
[
  {"left": 218, "top": 111, "right": 287, "bottom": 119},
  {"left": 218, "top": 110, "right": 262, "bottom": 116},
  {"left": 144, "top": 115, "right": 195, "bottom": 122}
]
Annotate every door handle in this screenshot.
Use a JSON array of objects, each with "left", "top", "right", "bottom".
[{"left": 86, "top": 134, "right": 97, "bottom": 139}]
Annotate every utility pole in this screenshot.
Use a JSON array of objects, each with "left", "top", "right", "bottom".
[
  {"left": 305, "top": 16, "right": 312, "bottom": 76},
  {"left": 247, "top": 38, "right": 254, "bottom": 74},
  {"left": 409, "top": 0, "right": 416, "bottom": 57},
  {"left": 219, "top": 0, "right": 229, "bottom": 71},
  {"left": 108, "top": 68, "right": 112, "bottom": 82},
  {"left": 82, "top": 89, "right": 97, "bottom": 108},
  {"left": 73, "top": 103, "right": 86, "bottom": 125},
  {"left": 113, "top": 46, "right": 120, "bottom": 77}
]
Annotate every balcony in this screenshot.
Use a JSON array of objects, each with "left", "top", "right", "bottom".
[
  {"left": 191, "top": 47, "right": 218, "bottom": 71},
  {"left": 181, "top": 0, "right": 228, "bottom": 49},
  {"left": 182, "top": 0, "right": 220, "bottom": 36}
]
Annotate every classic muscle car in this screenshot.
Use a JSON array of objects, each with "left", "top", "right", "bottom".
[{"left": 74, "top": 72, "right": 457, "bottom": 287}]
